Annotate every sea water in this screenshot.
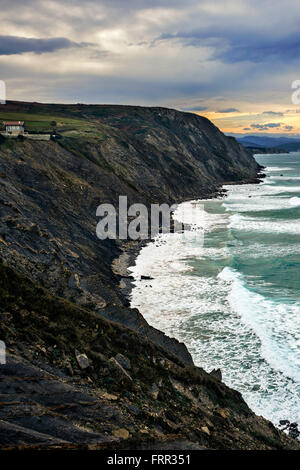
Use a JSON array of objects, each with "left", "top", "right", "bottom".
[{"left": 129, "top": 152, "right": 300, "bottom": 426}]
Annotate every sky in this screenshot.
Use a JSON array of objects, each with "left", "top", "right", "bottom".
[{"left": 0, "top": 0, "right": 300, "bottom": 135}]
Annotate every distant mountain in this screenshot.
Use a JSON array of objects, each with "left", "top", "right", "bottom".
[
  {"left": 238, "top": 139, "right": 265, "bottom": 148},
  {"left": 275, "top": 141, "right": 300, "bottom": 152},
  {"left": 246, "top": 146, "right": 287, "bottom": 155},
  {"left": 237, "top": 135, "right": 300, "bottom": 148}
]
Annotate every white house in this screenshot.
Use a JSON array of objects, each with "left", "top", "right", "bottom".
[{"left": 3, "top": 121, "right": 24, "bottom": 135}]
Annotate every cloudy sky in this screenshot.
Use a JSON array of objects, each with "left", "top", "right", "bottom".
[{"left": 1, "top": 0, "right": 300, "bottom": 135}]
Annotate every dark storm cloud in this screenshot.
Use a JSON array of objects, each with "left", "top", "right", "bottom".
[
  {"left": 158, "top": 29, "right": 300, "bottom": 64},
  {"left": 0, "top": 36, "right": 92, "bottom": 55},
  {"left": 218, "top": 108, "right": 239, "bottom": 113},
  {"left": 218, "top": 33, "right": 300, "bottom": 63},
  {"left": 262, "top": 111, "right": 284, "bottom": 116},
  {"left": 180, "top": 106, "right": 208, "bottom": 111},
  {"left": 51, "top": 75, "right": 219, "bottom": 104},
  {"left": 251, "top": 123, "right": 282, "bottom": 130}
]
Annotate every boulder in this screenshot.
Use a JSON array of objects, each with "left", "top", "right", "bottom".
[
  {"left": 201, "top": 426, "right": 210, "bottom": 436},
  {"left": 75, "top": 350, "right": 89, "bottom": 369},
  {"left": 101, "top": 392, "right": 119, "bottom": 401},
  {"left": 113, "top": 428, "right": 130, "bottom": 439},
  {"left": 115, "top": 353, "right": 131, "bottom": 370}
]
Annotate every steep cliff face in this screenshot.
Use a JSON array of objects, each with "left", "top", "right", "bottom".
[
  {"left": 0, "top": 103, "right": 263, "bottom": 359},
  {"left": 75, "top": 105, "right": 261, "bottom": 203},
  {"left": 0, "top": 102, "right": 287, "bottom": 450},
  {"left": 0, "top": 103, "right": 262, "bottom": 358},
  {"left": 1, "top": 102, "right": 261, "bottom": 207}
]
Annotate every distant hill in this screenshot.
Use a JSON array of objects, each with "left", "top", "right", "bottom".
[
  {"left": 237, "top": 138, "right": 266, "bottom": 148},
  {"left": 237, "top": 135, "right": 300, "bottom": 148},
  {"left": 275, "top": 141, "right": 300, "bottom": 152},
  {"left": 246, "top": 146, "right": 287, "bottom": 155}
]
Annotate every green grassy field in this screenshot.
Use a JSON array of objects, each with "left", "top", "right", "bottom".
[{"left": 0, "top": 111, "right": 102, "bottom": 137}]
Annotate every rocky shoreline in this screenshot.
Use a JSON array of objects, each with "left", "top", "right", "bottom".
[
  {"left": 115, "top": 168, "right": 300, "bottom": 443},
  {"left": 114, "top": 171, "right": 266, "bottom": 306}
]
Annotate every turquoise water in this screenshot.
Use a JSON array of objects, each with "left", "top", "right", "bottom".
[{"left": 130, "top": 152, "right": 300, "bottom": 426}]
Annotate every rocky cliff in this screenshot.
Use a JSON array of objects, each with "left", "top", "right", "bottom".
[
  {"left": 0, "top": 261, "right": 298, "bottom": 450},
  {"left": 0, "top": 101, "right": 294, "bottom": 450}
]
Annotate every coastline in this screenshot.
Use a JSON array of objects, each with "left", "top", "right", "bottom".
[
  {"left": 110, "top": 168, "right": 267, "bottom": 372},
  {"left": 124, "top": 158, "right": 300, "bottom": 433},
  {"left": 114, "top": 167, "right": 267, "bottom": 311},
  {"left": 111, "top": 165, "right": 272, "bottom": 409},
  {"left": 3, "top": 101, "right": 295, "bottom": 449}
]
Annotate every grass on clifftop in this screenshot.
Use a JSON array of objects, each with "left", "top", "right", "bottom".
[{"left": 0, "top": 111, "right": 105, "bottom": 138}]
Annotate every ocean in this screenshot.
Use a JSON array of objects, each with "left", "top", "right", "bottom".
[{"left": 129, "top": 152, "right": 300, "bottom": 427}]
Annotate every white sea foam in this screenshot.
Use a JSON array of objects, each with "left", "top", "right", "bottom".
[
  {"left": 130, "top": 220, "right": 300, "bottom": 425},
  {"left": 269, "top": 175, "right": 300, "bottom": 181},
  {"left": 266, "top": 167, "right": 293, "bottom": 172},
  {"left": 129, "top": 201, "right": 228, "bottom": 280},
  {"left": 222, "top": 178, "right": 300, "bottom": 213},
  {"left": 289, "top": 196, "right": 300, "bottom": 206},
  {"left": 173, "top": 199, "right": 227, "bottom": 232},
  {"left": 229, "top": 213, "right": 300, "bottom": 234},
  {"left": 224, "top": 196, "right": 292, "bottom": 212},
  {"left": 226, "top": 241, "right": 300, "bottom": 258},
  {"left": 218, "top": 267, "right": 300, "bottom": 382},
  {"left": 224, "top": 182, "right": 300, "bottom": 204}
]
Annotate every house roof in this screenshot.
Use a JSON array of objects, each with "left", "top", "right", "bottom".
[{"left": 3, "top": 121, "right": 24, "bottom": 125}]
